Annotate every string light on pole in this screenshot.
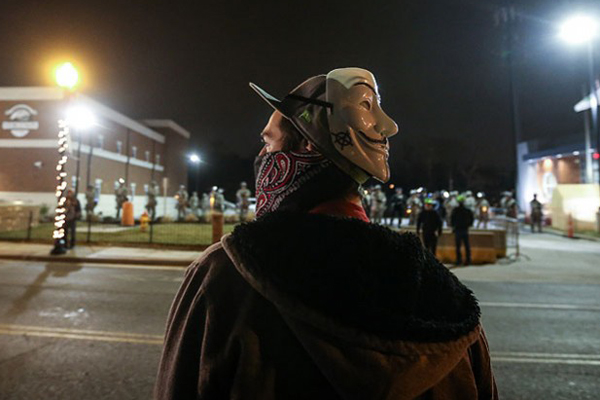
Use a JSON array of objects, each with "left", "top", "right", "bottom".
[{"left": 50, "top": 62, "right": 80, "bottom": 255}]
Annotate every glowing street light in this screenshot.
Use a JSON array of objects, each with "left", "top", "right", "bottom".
[
  {"left": 189, "top": 154, "right": 202, "bottom": 192},
  {"left": 55, "top": 62, "right": 80, "bottom": 90},
  {"left": 558, "top": 15, "right": 599, "bottom": 44},
  {"left": 559, "top": 14, "right": 600, "bottom": 188},
  {"left": 66, "top": 106, "right": 96, "bottom": 129}
]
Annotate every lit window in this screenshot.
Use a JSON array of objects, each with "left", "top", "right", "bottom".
[
  {"left": 130, "top": 183, "right": 136, "bottom": 201},
  {"left": 145, "top": 150, "right": 151, "bottom": 162},
  {"left": 71, "top": 176, "right": 78, "bottom": 190},
  {"left": 116, "top": 141, "right": 123, "bottom": 154},
  {"left": 131, "top": 146, "right": 137, "bottom": 158},
  {"left": 156, "top": 154, "right": 161, "bottom": 165},
  {"left": 97, "top": 134, "right": 104, "bottom": 149}
]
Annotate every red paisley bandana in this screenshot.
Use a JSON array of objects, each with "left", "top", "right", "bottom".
[{"left": 255, "top": 151, "right": 330, "bottom": 217}]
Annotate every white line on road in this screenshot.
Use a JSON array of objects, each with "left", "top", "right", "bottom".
[
  {"left": 494, "top": 351, "right": 600, "bottom": 360},
  {"left": 480, "top": 302, "right": 600, "bottom": 312},
  {"left": 1, "top": 323, "right": 600, "bottom": 368},
  {"left": 492, "top": 357, "right": 600, "bottom": 366}
]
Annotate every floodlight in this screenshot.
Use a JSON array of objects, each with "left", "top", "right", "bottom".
[{"left": 559, "top": 15, "right": 599, "bottom": 44}]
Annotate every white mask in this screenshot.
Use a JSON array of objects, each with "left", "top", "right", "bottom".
[{"left": 326, "top": 68, "right": 398, "bottom": 182}]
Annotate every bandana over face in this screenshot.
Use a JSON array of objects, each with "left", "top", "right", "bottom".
[{"left": 254, "top": 151, "right": 330, "bottom": 217}]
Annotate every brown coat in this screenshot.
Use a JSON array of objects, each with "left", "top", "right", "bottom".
[{"left": 155, "top": 212, "right": 498, "bottom": 399}]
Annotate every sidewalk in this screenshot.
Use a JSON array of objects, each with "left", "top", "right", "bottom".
[
  {"left": 452, "top": 231, "right": 600, "bottom": 284},
  {"left": 542, "top": 226, "right": 600, "bottom": 242},
  {"left": 0, "top": 241, "right": 201, "bottom": 266}
]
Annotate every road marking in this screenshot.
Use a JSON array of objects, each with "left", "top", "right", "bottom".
[
  {"left": 492, "top": 352, "right": 600, "bottom": 366},
  {"left": 2, "top": 260, "right": 187, "bottom": 272},
  {"left": 1, "top": 324, "right": 599, "bottom": 366},
  {"left": 493, "top": 357, "right": 600, "bottom": 366},
  {"left": 0, "top": 323, "right": 163, "bottom": 345},
  {"left": 480, "top": 302, "right": 600, "bottom": 312},
  {"left": 83, "top": 263, "right": 186, "bottom": 271},
  {"left": 494, "top": 351, "right": 600, "bottom": 360}
]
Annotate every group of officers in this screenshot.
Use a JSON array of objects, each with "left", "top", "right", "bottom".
[
  {"left": 171, "top": 182, "right": 253, "bottom": 222},
  {"left": 362, "top": 186, "right": 538, "bottom": 265},
  {"left": 362, "top": 186, "right": 519, "bottom": 228},
  {"left": 90, "top": 179, "right": 544, "bottom": 254},
  {"left": 82, "top": 180, "right": 254, "bottom": 223}
]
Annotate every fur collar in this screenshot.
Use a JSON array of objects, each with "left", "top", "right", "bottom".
[{"left": 225, "top": 211, "right": 480, "bottom": 343}]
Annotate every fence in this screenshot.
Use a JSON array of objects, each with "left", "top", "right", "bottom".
[
  {"left": 489, "top": 215, "right": 529, "bottom": 262},
  {"left": 0, "top": 210, "right": 242, "bottom": 248}
]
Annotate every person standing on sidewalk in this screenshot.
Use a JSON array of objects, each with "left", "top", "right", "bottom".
[
  {"left": 64, "top": 189, "right": 81, "bottom": 249},
  {"left": 451, "top": 195, "right": 474, "bottom": 266},
  {"left": 417, "top": 198, "right": 443, "bottom": 256},
  {"left": 530, "top": 194, "right": 543, "bottom": 233},
  {"left": 155, "top": 68, "right": 497, "bottom": 400}
]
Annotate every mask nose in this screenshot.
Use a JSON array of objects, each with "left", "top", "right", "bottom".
[{"left": 375, "top": 108, "right": 398, "bottom": 138}]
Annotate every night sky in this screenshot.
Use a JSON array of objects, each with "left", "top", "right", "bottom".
[{"left": 1, "top": 0, "right": 598, "bottom": 194}]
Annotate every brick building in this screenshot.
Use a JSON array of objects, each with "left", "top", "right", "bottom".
[{"left": 0, "top": 87, "right": 190, "bottom": 219}]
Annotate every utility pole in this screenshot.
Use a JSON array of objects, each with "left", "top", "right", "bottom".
[{"left": 495, "top": 2, "right": 523, "bottom": 205}]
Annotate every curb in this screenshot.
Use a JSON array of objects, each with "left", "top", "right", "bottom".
[
  {"left": 0, "top": 254, "right": 192, "bottom": 267},
  {"left": 542, "top": 228, "right": 600, "bottom": 243}
]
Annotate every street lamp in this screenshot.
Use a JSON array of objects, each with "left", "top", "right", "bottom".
[
  {"left": 559, "top": 15, "right": 600, "bottom": 185},
  {"left": 50, "top": 62, "right": 80, "bottom": 255},
  {"left": 189, "top": 153, "right": 201, "bottom": 193},
  {"left": 67, "top": 106, "right": 96, "bottom": 245},
  {"left": 558, "top": 15, "right": 598, "bottom": 44},
  {"left": 54, "top": 62, "right": 79, "bottom": 91},
  {"left": 66, "top": 106, "right": 95, "bottom": 196}
]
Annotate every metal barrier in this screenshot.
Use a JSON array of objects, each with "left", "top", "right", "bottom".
[{"left": 490, "top": 215, "right": 529, "bottom": 263}]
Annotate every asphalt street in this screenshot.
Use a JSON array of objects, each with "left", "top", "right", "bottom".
[{"left": 0, "top": 231, "right": 599, "bottom": 399}]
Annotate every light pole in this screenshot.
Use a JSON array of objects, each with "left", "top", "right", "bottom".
[
  {"left": 66, "top": 106, "right": 95, "bottom": 245},
  {"left": 189, "top": 153, "right": 201, "bottom": 193},
  {"left": 51, "top": 62, "right": 80, "bottom": 255},
  {"left": 67, "top": 106, "right": 96, "bottom": 195},
  {"left": 559, "top": 15, "right": 599, "bottom": 184}
]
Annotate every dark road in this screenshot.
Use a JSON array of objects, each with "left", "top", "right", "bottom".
[{"left": 1, "top": 233, "right": 599, "bottom": 399}]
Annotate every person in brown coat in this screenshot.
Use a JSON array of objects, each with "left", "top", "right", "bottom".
[{"left": 155, "top": 68, "right": 498, "bottom": 400}]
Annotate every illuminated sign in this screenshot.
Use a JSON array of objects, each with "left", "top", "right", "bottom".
[{"left": 2, "top": 104, "right": 39, "bottom": 138}]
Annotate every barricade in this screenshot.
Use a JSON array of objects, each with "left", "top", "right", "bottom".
[{"left": 400, "top": 226, "right": 498, "bottom": 264}]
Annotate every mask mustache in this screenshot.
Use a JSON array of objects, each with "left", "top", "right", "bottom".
[{"left": 358, "top": 130, "right": 388, "bottom": 145}]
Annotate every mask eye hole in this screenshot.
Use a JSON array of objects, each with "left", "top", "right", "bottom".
[{"left": 360, "top": 100, "right": 372, "bottom": 110}]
